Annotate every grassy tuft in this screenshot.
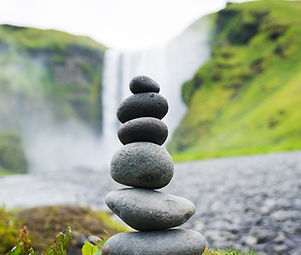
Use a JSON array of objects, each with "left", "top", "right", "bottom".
[{"left": 203, "top": 247, "right": 259, "bottom": 255}]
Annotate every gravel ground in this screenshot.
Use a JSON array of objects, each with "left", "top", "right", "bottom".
[{"left": 1, "top": 151, "right": 301, "bottom": 254}]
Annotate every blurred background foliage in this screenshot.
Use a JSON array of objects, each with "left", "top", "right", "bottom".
[
  {"left": 0, "top": 24, "right": 106, "bottom": 135},
  {"left": 0, "top": 130, "right": 28, "bottom": 175},
  {"left": 0, "top": 26, "right": 106, "bottom": 174},
  {"left": 0, "top": 0, "right": 300, "bottom": 172}
]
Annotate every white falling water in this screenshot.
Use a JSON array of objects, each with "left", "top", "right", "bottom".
[
  {"left": 101, "top": 17, "right": 211, "bottom": 156},
  {"left": 100, "top": 50, "right": 123, "bottom": 161}
]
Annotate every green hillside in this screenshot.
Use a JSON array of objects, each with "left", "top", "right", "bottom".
[
  {"left": 0, "top": 25, "right": 106, "bottom": 132},
  {"left": 0, "top": 25, "right": 107, "bottom": 174},
  {"left": 168, "top": 0, "right": 301, "bottom": 161}
]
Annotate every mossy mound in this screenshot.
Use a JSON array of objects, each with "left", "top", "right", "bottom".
[
  {"left": 169, "top": 0, "right": 301, "bottom": 161},
  {"left": 0, "top": 206, "right": 128, "bottom": 254},
  {"left": 0, "top": 130, "right": 28, "bottom": 175},
  {"left": 0, "top": 207, "right": 22, "bottom": 253}
]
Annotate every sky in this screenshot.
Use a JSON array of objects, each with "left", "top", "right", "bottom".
[{"left": 0, "top": 0, "right": 246, "bottom": 50}]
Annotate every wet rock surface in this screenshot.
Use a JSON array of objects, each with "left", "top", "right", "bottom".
[
  {"left": 102, "top": 229, "right": 206, "bottom": 255},
  {"left": 105, "top": 188, "right": 195, "bottom": 231},
  {"left": 1, "top": 151, "right": 301, "bottom": 254}
]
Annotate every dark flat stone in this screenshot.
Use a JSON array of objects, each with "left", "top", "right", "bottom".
[
  {"left": 110, "top": 142, "right": 173, "bottom": 189},
  {"left": 118, "top": 117, "right": 168, "bottom": 145},
  {"left": 105, "top": 188, "right": 195, "bottom": 231},
  {"left": 117, "top": 93, "right": 168, "bottom": 123},
  {"left": 102, "top": 229, "right": 207, "bottom": 255},
  {"left": 129, "top": 75, "right": 160, "bottom": 94}
]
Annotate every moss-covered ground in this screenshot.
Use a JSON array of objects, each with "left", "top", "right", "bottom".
[
  {"left": 168, "top": 0, "right": 301, "bottom": 161},
  {"left": 0, "top": 206, "right": 128, "bottom": 254},
  {"left": 203, "top": 248, "right": 258, "bottom": 255}
]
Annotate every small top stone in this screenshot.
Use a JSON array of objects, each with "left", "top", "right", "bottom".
[{"left": 129, "top": 75, "right": 160, "bottom": 94}]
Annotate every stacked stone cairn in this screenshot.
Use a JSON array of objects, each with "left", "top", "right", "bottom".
[{"left": 102, "top": 76, "right": 207, "bottom": 255}]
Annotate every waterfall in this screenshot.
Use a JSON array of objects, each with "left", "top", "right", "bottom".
[
  {"left": 15, "top": 16, "right": 211, "bottom": 173},
  {"left": 100, "top": 50, "right": 123, "bottom": 162},
  {"left": 101, "top": 17, "right": 211, "bottom": 153}
]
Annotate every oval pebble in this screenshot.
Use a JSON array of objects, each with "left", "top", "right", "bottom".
[
  {"left": 117, "top": 93, "right": 168, "bottom": 123},
  {"left": 129, "top": 75, "right": 160, "bottom": 94},
  {"left": 105, "top": 188, "right": 195, "bottom": 231},
  {"left": 111, "top": 142, "right": 173, "bottom": 189},
  {"left": 118, "top": 117, "right": 168, "bottom": 145},
  {"left": 102, "top": 229, "right": 207, "bottom": 255}
]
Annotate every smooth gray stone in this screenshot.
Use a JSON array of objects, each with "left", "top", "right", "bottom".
[
  {"left": 102, "top": 229, "right": 207, "bottom": 255},
  {"left": 105, "top": 188, "right": 195, "bottom": 231},
  {"left": 129, "top": 75, "right": 160, "bottom": 94},
  {"left": 118, "top": 117, "right": 168, "bottom": 145},
  {"left": 110, "top": 142, "right": 173, "bottom": 189},
  {"left": 117, "top": 93, "right": 168, "bottom": 123}
]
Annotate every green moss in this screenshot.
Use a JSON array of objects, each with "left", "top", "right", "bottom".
[
  {"left": 95, "top": 211, "right": 129, "bottom": 233},
  {"left": 202, "top": 247, "right": 258, "bottom": 255},
  {"left": 169, "top": 0, "right": 301, "bottom": 159},
  {"left": 0, "top": 207, "right": 22, "bottom": 253},
  {"left": 0, "top": 206, "right": 129, "bottom": 254},
  {"left": 0, "top": 130, "right": 28, "bottom": 174}
]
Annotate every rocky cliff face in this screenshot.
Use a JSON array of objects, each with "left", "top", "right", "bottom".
[
  {"left": 168, "top": 0, "right": 301, "bottom": 160},
  {"left": 0, "top": 25, "right": 106, "bottom": 173}
]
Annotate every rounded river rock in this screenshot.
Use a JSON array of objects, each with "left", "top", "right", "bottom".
[
  {"left": 105, "top": 188, "right": 195, "bottom": 231},
  {"left": 117, "top": 92, "right": 168, "bottom": 123},
  {"left": 129, "top": 75, "right": 160, "bottom": 94},
  {"left": 102, "top": 229, "right": 207, "bottom": 255},
  {"left": 118, "top": 117, "right": 168, "bottom": 145},
  {"left": 110, "top": 142, "right": 173, "bottom": 189}
]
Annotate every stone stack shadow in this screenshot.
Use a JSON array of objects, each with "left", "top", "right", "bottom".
[{"left": 102, "top": 76, "right": 207, "bottom": 255}]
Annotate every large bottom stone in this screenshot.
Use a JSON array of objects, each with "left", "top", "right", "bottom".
[
  {"left": 105, "top": 188, "right": 195, "bottom": 231},
  {"left": 102, "top": 229, "right": 207, "bottom": 255}
]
